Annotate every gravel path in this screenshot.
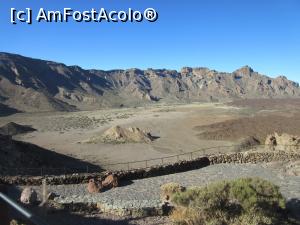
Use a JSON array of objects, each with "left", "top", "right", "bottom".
[{"left": 28, "top": 163, "right": 299, "bottom": 214}]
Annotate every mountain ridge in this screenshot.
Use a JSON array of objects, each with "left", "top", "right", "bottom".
[{"left": 0, "top": 52, "right": 299, "bottom": 113}]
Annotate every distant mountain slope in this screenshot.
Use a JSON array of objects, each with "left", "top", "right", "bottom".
[{"left": 0, "top": 52, "right": 299, "bottom": 113}]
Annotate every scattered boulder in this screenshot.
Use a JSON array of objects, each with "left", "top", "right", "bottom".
[
  {"left": 102, "top": 174, "right": 119, "bottom": 189},
  {"left": 20, "top": 187, "right": 37, "bottom": 205},
  {"left": 87, "top": 126, "right": 156, "bottom": 144},
  {"left": 265, "top": 133, "right": 300, "bottom": 152},
  {"left": 87, "top": 179, "right": 102, "bottom": 193},
  {"left": 0, "top": 122, "right": 36, "bottom": 136}
]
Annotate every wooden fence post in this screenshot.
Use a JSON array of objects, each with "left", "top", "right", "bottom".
[{"left": 42, "top": 179, "right": 48, "bottom": 204}]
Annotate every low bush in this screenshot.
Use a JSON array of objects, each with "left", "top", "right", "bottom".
[
  {"left": 170, "top": 178, "right": 290, "bottom": 225},
  {"left": 160, "top": 182, "right": 185, "bottom": 201}
]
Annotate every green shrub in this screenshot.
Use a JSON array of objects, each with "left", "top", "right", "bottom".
[
  {"left": 160, "top": 182, "right": 185, "bottom": 201},
  {"left": 170, "top": 178, "right": 289, "bottom": 225}
]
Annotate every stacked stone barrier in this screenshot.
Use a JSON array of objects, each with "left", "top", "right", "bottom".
[
  {"left": 209, "top": 151, "right": 300, "bottom": 164},
  {"left": 0, "top": 150, "right": 299, "bottom": 186}
]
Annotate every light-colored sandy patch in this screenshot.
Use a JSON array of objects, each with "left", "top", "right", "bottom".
[{"left": 0, "top": 103, "right": 244, "bottom": 169}]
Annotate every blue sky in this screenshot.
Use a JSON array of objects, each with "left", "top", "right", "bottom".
[{"left": 0, "top": 0, "right": 299, "bottom": 83}]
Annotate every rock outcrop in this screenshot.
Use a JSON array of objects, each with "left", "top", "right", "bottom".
[
  {"left": 101, "top": 174, "right": 119, "bottom": 188},
  {"left": 20, "top": 187, "right": 37, "bottom": 205},
  {"left": 87, "top": 126, "right": 155, "bottom": 144},
  {"left": 87, "top": 179, "right": 102, "bottom": 193},
  {"left": 265, "top": 133, "right": 300, "bottom": 152}
]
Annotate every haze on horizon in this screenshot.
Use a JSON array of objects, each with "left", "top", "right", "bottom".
[{"left": 0, "top": 0, "right": 299, "bottom": 83}]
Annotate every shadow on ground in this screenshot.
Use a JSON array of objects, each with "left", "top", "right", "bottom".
[
  {"left": 0, "top": 103, "right": 21, "bottom": 117},
  {"left": 5, "top": 205, "right": 167, "bottom": 225},
  {"left": 0, "top": 134, "right": 103, "bottom": 176},
  {"left": 287, "top": 198, "right": 300, "bottom": 221}
]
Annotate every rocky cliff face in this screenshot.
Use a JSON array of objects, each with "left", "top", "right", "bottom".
[{"left": 0, "top": 52, "right": 299, "bottom": 113}]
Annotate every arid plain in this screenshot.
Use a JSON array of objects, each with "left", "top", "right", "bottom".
[{"left": 1, "top": 99, "right": 300, "bottom": 171}]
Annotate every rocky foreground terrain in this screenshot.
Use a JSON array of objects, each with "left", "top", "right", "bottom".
[
  {"left": 0, "top": 52, "right": 299, "bottom": 113},
  {"left": 7, "top": 162, "right": 300, "bottom": 225}
]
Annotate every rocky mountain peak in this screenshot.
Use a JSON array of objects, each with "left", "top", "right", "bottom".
[
  {"left": 180, "top": 67, "right": 193, "bottom": 76},
  {"left": 234, "top": 65, "right": 254, "bottom": 76},
  {"left": 180, "top": 67, "right": 211, "bottom": 77}
]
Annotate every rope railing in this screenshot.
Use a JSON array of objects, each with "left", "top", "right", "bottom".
[
  {"left": 1, "top": 144, "right": 299, "bottom": 176},
  {"left": 99, "top": 144, "right": 299, "bottom": 169}
]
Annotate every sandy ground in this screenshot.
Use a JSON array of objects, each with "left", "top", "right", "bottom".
[
  {"left": 0, "top": 103, "right": 245, "bottom": 170},
  {"left": 4, "top": 99, "right": 297, "bottom": 170},
  {"left": 197, "top": 99, "right": 300, "bottom": 142}
]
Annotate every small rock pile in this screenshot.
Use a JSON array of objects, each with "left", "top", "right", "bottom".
[
  {"left": 87, "top": 126, "right": 155, "bottom": 144},
  {"left": 87, "top": 174, "right": 119, "bottom": 193}
]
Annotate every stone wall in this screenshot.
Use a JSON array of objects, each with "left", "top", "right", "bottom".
[
  {"left": 0, "top": 151, "right": 299, "bottom": 186},
  {"left": 209, "top": 151, "right": 300, "bottom": 164}
]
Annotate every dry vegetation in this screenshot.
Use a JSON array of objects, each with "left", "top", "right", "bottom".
[
  {"left": 160, "top": 182, "right": 186, "bottom": 202},
  {"left": 168, "top": 178, "right": 295, "bottom": 225}
]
